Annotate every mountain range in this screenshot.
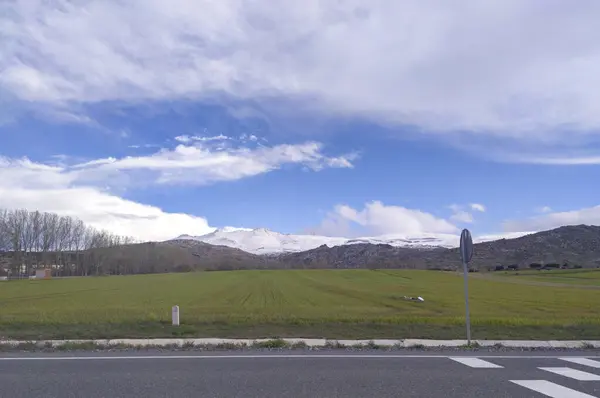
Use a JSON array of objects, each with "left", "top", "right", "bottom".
[
  {"left": 167, "top": 225, "right": 600, "bottom": 271},
  {"left": 4, "top": 225, "right": 599, "bottom": 276},
  {"left": 175, "top": 228, "right": 533, "bottom": 255}
]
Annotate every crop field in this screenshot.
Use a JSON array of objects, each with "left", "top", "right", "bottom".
[
  {"left": 1, "top": 269, "right": 599, "bottom": 340},
  {"left": 484, "top": 268, "right": 600, "bottom": 287}
]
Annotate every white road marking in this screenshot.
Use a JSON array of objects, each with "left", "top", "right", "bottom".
[
  {"left": 0, "top": 354, "right": 458, "bottom": 361},
  {"left": 448, "top": 357, "right": 503, "bottom": 368},
  {"left": 0, "top": 354, "right": 597, "bottom": 362},
  {"left": 0, "top": 355, "right": 434, "bottom": 361},
  {"left": 510, "top": 380, "right": 598, "bottom": 398},
  {"left": 539, "top": 367, "right": 600, "bottom": 381},
  {"left": 560, "top": 358, "right": 600, "bottom": 369}
]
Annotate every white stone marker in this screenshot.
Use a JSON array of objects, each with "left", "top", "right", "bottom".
[{"left": 172, "top": 305, "right": 180, "bottom": 326}]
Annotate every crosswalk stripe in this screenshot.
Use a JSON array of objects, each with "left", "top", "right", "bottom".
[
  {"left": 448, "top": 357, "right": 503, "bottom": 368},
  {"left": 510, "top": 380, "right": 598, "bottom": 398},
  {"left": 560, "top": 358, "right": 600, "bottom": 369},
  {"left": 539, "top": 367, "right": 600, "bottom": 381}
]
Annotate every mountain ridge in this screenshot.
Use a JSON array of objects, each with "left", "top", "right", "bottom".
[
  {"left": 174, "top": 228, "right": 535, "bottom": 254},
  {"left": 3, "top": 224, "right": 599, "bottom": 276},
  {"left": 274, "top": 224, "right": 600, "bottom": 270}
]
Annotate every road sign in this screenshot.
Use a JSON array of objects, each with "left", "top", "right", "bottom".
[
  {"left": 460, "top": 228, "right": 473, "bottom": 264},
  {"left": 459, "top": 228, "right": 473, "bottom": 345}
]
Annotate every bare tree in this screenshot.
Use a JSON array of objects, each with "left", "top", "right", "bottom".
[
  {"left": 6, "top": 210, "right": 27, "bottom": 275},
  {"left": 0, "top": 208, "right": 249, "bottom": 276},
  {"left": 40, "top": 212, "right": 58, "bottom": 270},
  {"left": 0, "top": 208, "right": 139, "bottom": 276},
  {"left": 0, "top": 209, "right": 9, "bottom": 252},
  {"left": 69, "top": 219, "right": 86, "bottom": 276}
]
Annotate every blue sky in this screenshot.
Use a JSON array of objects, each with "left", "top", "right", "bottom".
[{"left": 2, "top": 1, "right": 600, "bottom": 241}]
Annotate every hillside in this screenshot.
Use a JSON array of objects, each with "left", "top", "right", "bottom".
[
  {"left": 0, "top": 240, "right": 275, "bottom": 276},
  {"left": 276, "top": 243, "right": 442, "bottom": 269},
  {"left": 278, "top": 225, "right": 600, "bottom": 270},
  {"left": 117, "top": 239, "right": 276, "bottom": 272},
  {"left": 430, "top": 225, "right": 600, "bottom": 269}
]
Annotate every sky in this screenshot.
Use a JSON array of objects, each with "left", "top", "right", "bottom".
[{"left": 2, "top": 0, "right": 600, "bottom": 242}]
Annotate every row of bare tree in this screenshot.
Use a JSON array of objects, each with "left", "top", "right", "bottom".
[{"left": 0, "top": 209, "right": 136, "bottom": 277}]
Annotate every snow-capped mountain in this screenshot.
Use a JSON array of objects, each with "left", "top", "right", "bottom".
[
  {"left": 176, "top": 228, "right": 347, "bottom": 255},
  {"left": 173, "top": 228, "right": 535, "bottom": 255},
  {"left": 344, "top": 233, "right": 460, "bottom": 249}
]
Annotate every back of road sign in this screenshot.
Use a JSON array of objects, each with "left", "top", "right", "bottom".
[{"left": 460, "top": 228, "right": 473, "bottom": 264}]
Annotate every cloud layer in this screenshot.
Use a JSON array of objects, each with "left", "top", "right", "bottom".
[
  {"left": 3, "top": 0, "right": 600, "bottom": 146},
  {"left": 504, "top": 205, "right": 600, "bottom": 232},
  {"left": 3, "top": 1, "right": 600, "bottom": 242},
  {"left": 316, "top": 201, "right": 459, "bottom": 237},
  {"left": 0, "top": 139, "right": 353, "bottom": 240},
  {"left": 72, "top": 140, "right": 355, "bottom": 186}
]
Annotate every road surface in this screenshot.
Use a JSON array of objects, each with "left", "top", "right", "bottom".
[{"left": 1, "top": 351, "right": 600, "bottom": 397}]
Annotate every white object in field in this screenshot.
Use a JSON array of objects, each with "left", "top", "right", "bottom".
[
  {"left": 0, "top": 276, "right": 7, "bottom": 281},
  {"left": 29, "top": 276, "right": 35, "bottom": 280},
  {"left": 402, "top": 296, "right": 425, "bottom": 302},
  {"left": 172, "top": 305, "right": 180, "bottom": 326}
]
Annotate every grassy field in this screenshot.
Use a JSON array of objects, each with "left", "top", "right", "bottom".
[
  {"left": 483, "top": 268, "right": 600, "bottom": 287},
  {"left": 1, "top": 269, "right": 599, "bottom": 340}
]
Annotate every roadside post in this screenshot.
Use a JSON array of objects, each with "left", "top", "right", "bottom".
[
  {"left": 172, "top": 305, "right": 180, "bottom": 326},
  {"left": 459, "top": 229, "right": 474, "bottom": 345}
]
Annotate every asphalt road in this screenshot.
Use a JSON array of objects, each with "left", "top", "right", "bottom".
[{"left": 2, "top": 351, "right": 600, "bottom": 397}]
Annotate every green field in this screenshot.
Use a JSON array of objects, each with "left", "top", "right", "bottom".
[
  {"left": 481, "top": 268, "right": 600, "bottom": 287},
  {"left": 1, "top": 269, "right": 599, "bottom": 340}
]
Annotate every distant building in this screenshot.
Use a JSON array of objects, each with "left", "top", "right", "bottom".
[{"left": 35, "top": 268, "right": 52, "bottom": 280}]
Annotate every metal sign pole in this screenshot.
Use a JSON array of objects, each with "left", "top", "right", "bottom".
[
  {"left": 459, "top": 229, "right": 474, "bottom": 345},
  {"left": 462, "top": 259, "right": 472, "bottom": 345}
]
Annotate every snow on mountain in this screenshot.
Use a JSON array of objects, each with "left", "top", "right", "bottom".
[
  {"left": 473, "top": 231, "right": 536, "bottom": 242},
  {"left": 173, "top": 228, "right": 535, "bottom": 255},
  {"left": 345, "top": 233, "right": 460, "bottom": 249},
  {"left": 176, "top": 228, "right": 346, "bottom": 255}
]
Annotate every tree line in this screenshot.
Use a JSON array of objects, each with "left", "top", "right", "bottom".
[
  {"left": 0, "top": 208, "right": 271, "bottom": 277},
  {"left": 0, "top": 208, "right": 137, "bottom": 277}
]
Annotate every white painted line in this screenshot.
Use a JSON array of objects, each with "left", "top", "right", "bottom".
[
  {"left": 0, "top": 354, "right": 598, "bottom": 362},
  {"left": 0, "top": 355, "right": 448, "bottom": 361},
  {"left": 539, "top": 367, "right": 600, "bottom": 381},
  {"left": 448, "top": 357, "right": 503, "bottom": 368},
  {"left": 560, "top": 358, "right": 600, "bottom": 369},
  {"left": 510, "top": 380, "right": 598, "bottom": 398},
  {"left": 1, "top": 338, "right": 597, "bottom": 349}
]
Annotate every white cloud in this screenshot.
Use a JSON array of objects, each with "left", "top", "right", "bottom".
[
  {"left": 496, "top": 152, "right": 600, "bottom": 166},
  {"left": 0, "top": 139, "right": 354, "bottom": 240},
  {"left": 313, "top": 200, "right": 541, "bottom": 240},
  {"left": 470, "top": 203, "right": 486, "bottom": 212},
  {"left": 316, "top": 201, "right": 458, "bottom": 237},
  {"left": 535, "top": 206, "right": 552, "bottom": 213},
  {"left": 128, "top": 144, "right": 161, "bottom": 149},
  {"left": 3, "top": 0, "right": 600, "bottom": 151},
  {"left": 71, "top": 141, "right": 355, "bottom": 186},
  {"left": 504, "top": 205, "right": 600, "bottom": 232},
  {"left": 0, "top": 158, "right": 214, "bottom": 241},
  {"left": 448, "top": 203, "right": 481, "bottom": 224},
  {"left": 514, "top": 156, "right": 600, "bottom": 165},
  {"left": 175, "top": 134, "right": 231, "bottom": 143},
  {"left": 450, "top": 210, "right": 474, "bottom": 224}
]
